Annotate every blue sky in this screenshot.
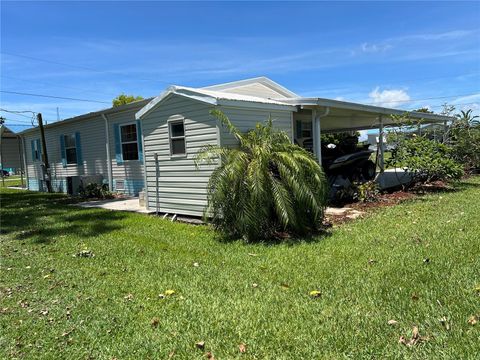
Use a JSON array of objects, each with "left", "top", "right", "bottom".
[{"left": 1, "top": 1, "right": 479, "bottom": 132}]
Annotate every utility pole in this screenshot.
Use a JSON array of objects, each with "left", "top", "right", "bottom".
[{"left": 37, "top": 113, "right": 52, "bottom": 192}]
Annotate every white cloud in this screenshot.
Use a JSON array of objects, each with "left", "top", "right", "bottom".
[
  {"left": 360, "top": 42, "right": 392, "bottom": 53},
  {"left": 368, "top": 87, "right": 411, "bottom": 107}
]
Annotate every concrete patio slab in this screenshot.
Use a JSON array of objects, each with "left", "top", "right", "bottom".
[{"left": 75, "top": 198, "right": 155, "bottom": 214}]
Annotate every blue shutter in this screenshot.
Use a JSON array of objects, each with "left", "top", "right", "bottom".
[
  {"left": 75, "top": 132, "right": 82, "bottom": 165},
  {"left": 31, "top": 140, "right": 36, "bottom": 161},
  {"left": 136, "top": 120, "right": 143, "bottom": 161},
  {"left": 36, "top": 139, "right": 42, "bottom": 159},
  {"left": 113, "top": 124, "right": 123, "bottom": 165},
  {"left": 60, "top": 135, "right": 67, "bottom": 167}
]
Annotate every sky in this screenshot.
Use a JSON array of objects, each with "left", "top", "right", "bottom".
[{"left": 1, "top": 1, "right": 479, "bottom": 133}]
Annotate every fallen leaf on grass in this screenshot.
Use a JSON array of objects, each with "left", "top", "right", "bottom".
[
  {"left": 399, "top": 326, "right": 429, "bottom": 347},
  {"left": 195, "top": 341, "right": 205, "bottom": 349},
  {"left": 411, "top": 293, "right": 419, "bottom": 301},
  {"left": 75, "top": 250, "right": 95, "bottom": 258},
  {"left": 165, "top": 290, "right": 175, "bottom": 296},
  {"left": 252, "top": 283, "right": 258, "bottom": 288},
  {"left": 280, "top": 283, "right": 290, "bottom": 290},
  {"left": 193, "top": 262, "right": 200, "bottom": 267},
  {"left": 40, "top": 309, "right": 49, "bottom": 316},
  {"left": 205, "top": 351, "right": 214, "bottom": 359},
  {"left": 61, "top": 328, "right": 74, "bottom": 337},
  {"left": 151, "top": 317, "right": 160, "bottom": 328},
  {"left": 247, "top": 253, "right": 258, "bottom": 257},
  {"left": 309, "top": 290, "right": 322, "bottom": 298},
  {"left": 124, "top": 294, "right": 134, "bottom": 301},
  {"left": 468, "top": 315, "right": 478, "bottom": 326},
  {"left": 239, "top": 343, "right": 247, "bottom": 353},
  {"left": 158, "top": 294, "right": 165, "bottom": 299},
  {"left": 387, "top": 319, "right": 398, "bottom": 326}
]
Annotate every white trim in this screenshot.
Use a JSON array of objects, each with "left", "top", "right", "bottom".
[
  {"left": 168, "top": 119, "right": 186, "bottom": 157},
  {"left": 102, "top": 114, "right": 113, "bottom": 191},
  {"left": 202, "top": 76, "right": 299, "bottom": 98}
]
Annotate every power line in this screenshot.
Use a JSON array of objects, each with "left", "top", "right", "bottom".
[
  {"left": 0, "top": 108, "right": 36, "bottom": 119},
  {"left": 0, "top": 90, "right": 110, "bottom": 104},
  {"left": 1, "top": 51, "right": 171, "bottom": 85},
  {"left": 365, "top": 92, "right": 479, "bottom": 106},
  {"left": 0, "top": 75, "right": 119, "bottom": 99}
]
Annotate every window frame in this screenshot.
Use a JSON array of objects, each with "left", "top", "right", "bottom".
[
  {"left": 119, "top": 122, "right": 139, "bottom": 162},
  {"left": 168, "top": 119, "right": 186, "bottom": 157},
  {"left": 63, "top": 134, "right": 78, "bottom": 165}
]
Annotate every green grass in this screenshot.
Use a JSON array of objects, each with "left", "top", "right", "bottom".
[
  {"left": 1, "top": 178, "right": 479, "bottom": 359},
  {"left": 0, "top": 175, "right": 24, "bottom": 188}
]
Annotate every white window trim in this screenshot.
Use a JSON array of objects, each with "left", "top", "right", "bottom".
[
  {"left": 168, "top": 119, "right": 187, "bottom": 157},
  {"left": 119, "top": 122, "right": 139, "bottom": 162},
  {"left": 64, "top": 134, "right": 77, "bottom": 165}
]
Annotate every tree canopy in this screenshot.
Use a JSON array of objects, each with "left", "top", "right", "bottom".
[{"left": 112, "top": 94, "right": 144, "bottom": 107}]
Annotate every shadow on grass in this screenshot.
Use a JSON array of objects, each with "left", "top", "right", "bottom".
[
  {"left": 0, "top": 190, "right": 127, "bottom": 244},
  {"left": 214, "top": 227, "right": 332, "bottom": 247}
]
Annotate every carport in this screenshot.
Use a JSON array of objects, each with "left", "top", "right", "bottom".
[{"left": 282, "top": 97, "right": 453, "bottom": 174}]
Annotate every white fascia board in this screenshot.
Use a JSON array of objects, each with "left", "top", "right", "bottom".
[
  {"left": 135, "top": 87, "right": 217, "bottom": 120},
  {"left": 285, "top": 98, "right": 454, "bottom": 122},
  {"left": 216, "top": 99, "right": 297, "bottom": 112}
]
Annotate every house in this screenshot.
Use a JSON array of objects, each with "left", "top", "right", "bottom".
[
  {"left": 0, "top": 126, "right": 23, "bottom": 175},
  {"left": 21, "top": 77, "right": 452, "bottom": 216}
]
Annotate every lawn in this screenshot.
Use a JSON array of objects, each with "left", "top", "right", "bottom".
[
  {"left": 0, "top": 175, "right": 25, "bottom": 188},
  {"left": 1, "top": 178, "right": 479, "bottom": 359}
]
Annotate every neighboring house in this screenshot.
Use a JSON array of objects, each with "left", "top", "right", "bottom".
[
  {"left": 0, "top": 126, "right": 23, "bottom": 174},
  {"left": 21, "top": 77, "right": 452, "bottom": 216}
]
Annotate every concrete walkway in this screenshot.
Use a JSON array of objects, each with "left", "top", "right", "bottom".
[{"left": 75, "top": 198, "right": 155, "bottom": 214}]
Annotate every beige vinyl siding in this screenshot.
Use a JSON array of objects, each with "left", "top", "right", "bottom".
[
  {"left": 23, "top": 116, "right": 107, "bottom": 185},
  {"left": 219, "top": 106, "right": 293, "bottom": 148},
  {"left": 22, "top": 104, "right": 145, "bottom": 193},
  {"left": 142, "top": 94, "right": 218, "bottom": 216},
  {"left": 215, "top": 82, "right": 291, "bottom": 99},
  {"left": 106, "top": 108, "right": 144, "bottom": 185},
  {"left": 142, "top": 95, "right": 294, "bottom": 217}
]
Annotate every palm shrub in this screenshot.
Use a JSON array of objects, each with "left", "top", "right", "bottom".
[
  {"left": 195, "top": 109, "right": 328, "bottom": 241},
  {"left": 449, "top": 110, "right": 480, "bottom": 173}
]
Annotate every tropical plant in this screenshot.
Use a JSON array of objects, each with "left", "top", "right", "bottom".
[
  {"left": 354, "top": 180, "right": 380, "bottom": 202},
  {"left": 195, "top": 109, "right": 329, "bottom": 241}
]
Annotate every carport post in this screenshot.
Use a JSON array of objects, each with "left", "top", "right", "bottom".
[
  {"left": 312, "top": 109, "right": 322, "bottom": 165},
  {"left": 378, "top": 115, "right": 385, "bottom": 173}
]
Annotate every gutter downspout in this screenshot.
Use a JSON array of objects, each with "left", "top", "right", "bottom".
[
  {"left": 21, "top": 135, "right": 29, "bottom": 189},
  {"left": 314, "top": 105, "right": 330, "bottom": 165},
  {"left": 102, "top": 114, "right": 114, "bottom": 191}
]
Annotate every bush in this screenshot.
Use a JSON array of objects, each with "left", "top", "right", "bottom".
[
  {"left": 387, "top": 136, "right": 463, "bottom": 183},
  {"left": 196, "top": 110, "right": 329, "bottom": 241},
  {"left": 449, "top": 110, "right": 480, "bottom": 173},
  {"left": 78, "top": 183, "right": 114, "bottom": 199},
  {"left": 354, "top": 181, "right": 380, "bottom": 202}
]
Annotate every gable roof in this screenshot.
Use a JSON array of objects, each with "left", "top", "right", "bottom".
[
  {"left": 201, "top": 76, "right": 299, "bottom": 99},
  {"left": 19, "top": 98, "right": 152, "bottom": 134},
  {"left": 135, "top": 85, "right": 297, "bottom": 120}
]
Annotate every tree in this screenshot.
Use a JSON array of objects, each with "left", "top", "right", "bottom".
[
  {"left": 112, "top": 94, "right": 144, "bottom": 107},
  {"left": 414, "top": 107, "right": 434, "bottom": 114},
  {"left": 195, "top": 109, "right": 329, "bottom": 241},
  {"left": 449, "top": 109, "right": 480, "bottom": 172}
]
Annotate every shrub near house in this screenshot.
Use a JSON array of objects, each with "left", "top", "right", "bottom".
[{"left": 196, "top": 110, "right": 328, "bottom": 241}]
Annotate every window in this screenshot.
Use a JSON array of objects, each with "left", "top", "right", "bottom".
[
  {"left": 64, "top": 134, "right": 77, "bottom": 164},
  {"left": 120, "top": 123, "right": 139, "bottom": 161},
  {"left": 296, "top": 120, "right": 312, "bottom": 138},
  {"left": 169, "top": 121, "right": 186, "bottom": 155}
]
